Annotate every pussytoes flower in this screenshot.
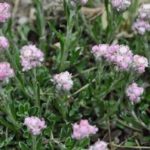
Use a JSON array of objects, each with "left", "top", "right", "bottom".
[
  {"left": 132, "top": 19, "right": 150, "bottom": 35},
  {"left": 20, "top": 45, "right": 44, "bottom": 71},
  {"left": 111, "top": 0, "right": 131, "bottom": 11},
  {"left": 138, "top": 3, "right": 150, "bottom": 20},
  {"left": 53, "top": 71, "right": 73, "bottom": 91},
  {"left": 24, "top": 116, "right": 46, "bottom": 135},
  {"left": 89, "top": 140, "right": 108, "bottom": 150},
  {"left": 0, "top": 3, "right": 11, "bottom": 22},
  {"left": 126, "top": 83, "right": 144, "bottom": 103},
  {"left": 112, "top": 45, "right": 133, "bottom": 70},
  {"left": 105, "top": 44, "right": 120, "bottom": 62},
  {"left": 0, "top": 62, "right": 14, "bottom": 81},
  {"left": 92, "top": 44, "right": 133, "bottom": 71},
  {"left": 0, "top": 36, "right": 9, "bottom": 50},
  {"left": 92, "top": 44, "right": 148, "bottom": 73},
  {"left": 72, "top": 119, "right": 98, "bottom": 140},
  {"left": 91, "top": 44, "right": 109, "bottom": 60},
  {"left": 132, "top": 3, "right": 150, "bottom": 35},
  {"left": 132, "top": 55, "right": 148, "bottom": 73}
]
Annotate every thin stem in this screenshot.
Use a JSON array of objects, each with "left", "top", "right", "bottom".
[
  {"left": 117, "top": 119, "right": 142, "bottom": 132},
  {"left": 135, "top": 139, "right": 142, "bottom": 150},
  {"left": 71, "top": 79, "right": 95, "bottom": 96},
  {"left": 33, "top": 69, "right": 40, "bottom": 109},
  {"left": 50, "top": 132, "right": 66, "bottom": 149},
  {"left": 111, "top": 143, "right": 150, "bottom": 149},
  {"left": 32, "top": 136, "right": 37, "bottom": 150},
  {"left": 107, "top": 118, "right": 112, "bottom": 150},
  {"left": 73, "top": 67, "right": 96, "bottom": 78},
  {"left": 131, "top": 110, "right": 150, "bottom": 130}
]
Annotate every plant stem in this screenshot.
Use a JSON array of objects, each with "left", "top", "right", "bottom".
[
  {"left": 107, "top": 118, "right": 112, "bottom": 150},
  {"left": 71, "top": 79, "right": 95, "bottom": 96},
  {"left": 131, "top": 110, "right": 150, "bottom": 130},
  {"left": 73, "top": 67, "right": 96, "bottom": 78},
  {"left": 117, "top": 119, "right": 142, "bottom": 132},
  {"left": 111, "top": 143, "right": 150, "bottom": 149},
  {"left": 33, "top": 69, "right": 40, "bottom": 109},
  {"left": 32, "top": 136, "right": 37, "bottom": 150}
]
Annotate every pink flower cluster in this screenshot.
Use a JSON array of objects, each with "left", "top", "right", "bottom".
[
  {"left": 132, "top": 3, "right": 150, "bottom": 35},
  {"left": 53, "top": 71, "right": 73, "bottom": 91},
  {"left": 24, "top": 116, "right": 46, "bottom": 135},
  {"left": 0, "top": 2, "right": 11, "bottom": 22},
  {"left": 92, "top": 44, "right": 148, "bottom": 73},
  {"left": 111, "top": 45, "right": 133, "bottom": 70},
  {"left": 0, "top": 36, "right": 9, "bottom": 50},
  {"left": 72, "top": 119, "right": 98, "bottom": 140},
  {"left": 126, "top": 83, "right": 144, "bottom": 103},
  {"left": 138, "top": 3, "right": 150, "bottom": 20},
  {"left": 20, "top": 45, "right": 44, "bottom": 71},
  {"left": 132, "top": 55, "right": 148, "bottom": 73},
  {"left": 88, "top": 140, "right": 108, "bottom": 150},
  {"left": 132, "top": 19, "right": 150, "bottom": 35},
  {"left": 0, "top": 62, "right": 14, "bottom": 81},
  {"left": 92, "top": 44, "right": 109, "bottom": 60},
  {"left": 111, "top": 0, "right": 131, "bottom": 11}
]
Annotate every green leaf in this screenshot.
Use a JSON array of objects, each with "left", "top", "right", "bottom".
[{"left": 19, "top": 142, "right": 29, "bottom": 150}]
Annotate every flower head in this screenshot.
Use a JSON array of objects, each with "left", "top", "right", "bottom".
[
  {"left": 53, "top": 71, "right": 73, "bottom": 91},
  {"left": 138, "top": 3, "right": 150, "bottom": 20},
  {"left": 91, "top": 44, "right": 109, "bottom": 60},
  {"left": 126, "top": 83, "right": 144, "bottom": 103},
  {"left": 132, "top": 55, "right": 148, "bottom": 73},
  {"left": 91, "top": 44, "right": 149, "bottom": 74},
  {"left": 24, "top": 116, "right": 46, "bottom": 135},
  {"left": 113, "top": 45, "right": 133, "bottom": 70},
  {"left": 0, "top": 36, "right": 9, "bottom": 50},
  {"left": 0, "top": 62, "right": 14, "bottom": 81},
  {"left": 111, "top": 0, "right": 131, "bottom": 11},
  {"left": 0, "top": 3, "right": 11, "bottom": 22},
  {"left": 72, "top": 119, "right": 98, "bottom": 140},
  {"left": 105, "top": 44, "right": 120, "bottom": 62},
  {"left": 20, "top": 45, "right": 44, "bottom": 71},
  {"left": 89, "top": 140, "right": 108, "bottom": 150},
  {"left": 132, "top": 19, "right": 150, "bottom": 35}
]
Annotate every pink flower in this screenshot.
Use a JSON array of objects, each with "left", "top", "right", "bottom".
[
  {"left": 20, "top": 45, "right": 44, "bottom": 71},
  {"left": 92, "top": 44, "right": 133, "bottom": 71},
  {"left": 0, "top": 36, "right": 9, "bottom": 50},
  {"left": 89, "top": 140, "right": 108, "bottom": 150},
  {"left": 91, "top": 44, "right": 109, "bottom": 60},
  {"left": 112, "top": 45, "right": 133, "bottom": 70},
  {"left": 72, "top": 119, "right": 98, "bottom": 140},
  {"left": 0, "top": 62, "right": 14, "bottom": 81},
  {"left": 0, "top": 3, "right": 11, "bottom": 22},
  {"left": 24, "top": 116, "right": 46, "bottom": 135},
  {"left": 91, "top": 44, "right": 149, "bottom": 73},
  {"left": 132, "top": 19, "right": 150, "bottom": 35},
  {"left": 53, "top": 71, "right": 73, "bottom": 91},
  {"left": 105, "top": 44, "right": 120, "bottom": 62},
  {"left": 126, "top": 83, "right": 144, "bottom": 103},
  {"left": 111, "top": 0, "right": 131, "bottom": 11},
  {"left": 138, "top": 3, "right": 150, "bottom": 20},
  {"left": 132, "top": 55, "right": 148, "bottom": 73}
]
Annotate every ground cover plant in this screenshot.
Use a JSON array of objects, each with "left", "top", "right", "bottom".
[{"left": 0, "top": 0, "right": 150, "bottom": 149}]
